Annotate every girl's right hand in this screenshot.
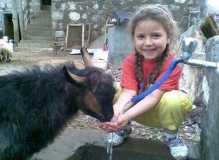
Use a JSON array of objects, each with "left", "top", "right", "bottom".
[
  {"left": 111, "top": 113, "right": 120, "bottom": 122},
  {"left": 98, "top": 112, "right": 129, "bottom": 132}
]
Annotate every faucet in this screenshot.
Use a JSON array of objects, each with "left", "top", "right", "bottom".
[{"left": 181, "top": 37, "right": 219, "bottom": 74}]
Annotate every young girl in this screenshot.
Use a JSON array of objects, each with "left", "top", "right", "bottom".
[{"left": 99, "top": 4, "right": 192, "bottom": 159}]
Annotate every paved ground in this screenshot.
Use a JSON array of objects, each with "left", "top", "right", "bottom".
[
  {"left": 30, "top": 127, "right": 106, "bottom": 160},
  {"left": 0, "top": 50, "right": 82, "bottom": 67}
]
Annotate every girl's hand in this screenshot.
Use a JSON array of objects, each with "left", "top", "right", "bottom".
[
  {"left": 98, "top": 121, "right": 118, "bottom": 132},
  {"left": 98, "top": 114, "right": 119, "bottom": 132},
  {"left": 115, "top": 113, "right": 129, "bottom": 129},
  {"left": 98, "top": 113, "right": 129, "bottom": 132}
]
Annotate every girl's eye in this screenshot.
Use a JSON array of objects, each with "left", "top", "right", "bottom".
[
  {"left": 151, "top": 33, "right": 161, "bottom": 38},
  {"left": 136, "top": 34, "right": 145, "bottom": 39}
]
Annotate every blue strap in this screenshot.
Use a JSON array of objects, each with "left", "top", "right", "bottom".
[{"left": 131, "top": 59, "right": 183, "bottom": 104}]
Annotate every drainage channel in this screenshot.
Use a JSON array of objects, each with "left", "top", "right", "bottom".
[{"left": 67, "top": 138, "right": 176, "bottom": 160}]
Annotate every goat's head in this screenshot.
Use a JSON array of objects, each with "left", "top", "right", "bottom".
[{"left": 63, "top": 47, "right": 115, "bottom": 122}]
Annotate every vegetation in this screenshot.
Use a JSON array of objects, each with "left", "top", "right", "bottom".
[
  {"left": 0, "top": 47, "right": 12, "bottom": 63},
  {"left": 200, "top": 15, "right": 219, "bottom": 39}
]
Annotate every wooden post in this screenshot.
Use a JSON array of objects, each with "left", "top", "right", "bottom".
[
  {"left": 201, "top": 35, "right": 219, "bottom": 160},
  {"left": 18, "top": 0, "right": 24, "bottom": 39},
  {"left": 11, "top": 0, "right": 19, "bottom": 45}
]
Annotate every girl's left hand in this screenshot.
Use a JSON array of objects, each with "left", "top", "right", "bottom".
[
  {"left": 98, "top": 121, "right": 118, "bottom": 132},
  {"left": 98, "top": 113, "right": 129, "bottom": 132}
]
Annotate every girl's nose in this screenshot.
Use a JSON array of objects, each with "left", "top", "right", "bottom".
[{"left": 144, "top": 37, "right": 152, "bottom": 46}]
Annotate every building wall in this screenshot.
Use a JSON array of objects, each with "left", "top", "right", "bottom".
[
  {"left": 0, "top": 0, "right": 13, "bottom": 11},
  {"left": 0, "top": 0, "right": 41, "bottom": 38},
  {"left": 51, "top": 0, "right": 204, "bottom": 42},
  {"left": 0, "top": 0, "right": 207, "bottom": 41},
  {"left": 0, "top": 0, "right": 12, "bottom": 37},
  {"left": 201, "top": 35, "right": 219, "bottom": 160},
  {"left": 21, "top": 0, "right": 41, "bottom": 30}
]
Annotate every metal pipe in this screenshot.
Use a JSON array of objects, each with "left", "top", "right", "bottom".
[
  {"left": 181, "top": 37, "right": 219, "bottom": 73},
  {"left": 185, "top": 59, "right": 218, "bottom": 68},
  {"left": 184, "top": 58, "right": 219, "bottom": 74}
]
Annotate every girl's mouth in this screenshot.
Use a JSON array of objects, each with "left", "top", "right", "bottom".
[
  {"left": 143, "top": 48, "right": 156, "bottom": 51},
  {"left": 142, "top": 48, "right": 157, "bottom": 54}
]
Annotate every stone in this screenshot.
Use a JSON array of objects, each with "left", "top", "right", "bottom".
[
  {"left": 55, "top": 31, "right": 65, "bottom": 38},
  {"left": 69, "top": 12, "right": 80, "bottom": 21},
  {"left": 82, "top": 13, "right": 87, "bottom": 19},
  {"left": 52, "top": 11, "right": 64, "bottom": 20},
  {"left": 68, "top": 2, "right": 76, "bottom": 10}
]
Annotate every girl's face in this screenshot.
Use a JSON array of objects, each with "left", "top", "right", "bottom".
[{"left": 133, "top": 19, "right": 169, "bottom": 60}]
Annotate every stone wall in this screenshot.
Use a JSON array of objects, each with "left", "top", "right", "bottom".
[
  {"left": 21, "top": 0, "right": 32, "bottom": 29},
  {"left": 201, "top": 35, "right": 219, "bottom": 160},
  {"left": 20, "top": 0, "right": 40, "bottom": 30},
  {"left": 0, "top": 0, "right": 12, "bottom": 10},
  {"left": 29, "top": 0, "right": 41, "bottom": 18},
  {"left": 51, "top": 0, "right": 204, "bottom": 43}
]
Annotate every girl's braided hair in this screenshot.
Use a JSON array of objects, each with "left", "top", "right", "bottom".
[
  {"left": 134, "top": 45, "right": 169, "bottom": 93},
  {"left": 128, "top": 4, "right": 179, "bottom": 93}
]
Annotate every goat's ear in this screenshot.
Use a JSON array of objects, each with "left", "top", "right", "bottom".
[{"left": 63, "top": 66, "right": 86, "bottom": 84}]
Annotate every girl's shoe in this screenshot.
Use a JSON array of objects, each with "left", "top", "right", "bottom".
[{"left": 164, "top": 134, "right": 188, "bottom": 160}]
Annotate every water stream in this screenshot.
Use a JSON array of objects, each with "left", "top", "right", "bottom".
[{"left": 106, "top": 133, "right": 114, "bottom": 160}]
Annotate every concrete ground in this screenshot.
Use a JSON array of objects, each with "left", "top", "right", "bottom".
[{"left": 30, "top": 128, "right": 106, "bottom": 160}]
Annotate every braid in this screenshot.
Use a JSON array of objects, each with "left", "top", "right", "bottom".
[
  {"left": 148, "top": 44, "right": 169, "bottom": 85},
  {"left": 134, "top": 45, "right": 169, "bottom": 94},
  {"left": 134, "top": 51, "right": 144, "bottom": 93}
]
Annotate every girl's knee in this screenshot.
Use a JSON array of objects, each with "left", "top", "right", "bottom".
[{"left": 161, "top": 90, "right": 192, "bottom": 113}]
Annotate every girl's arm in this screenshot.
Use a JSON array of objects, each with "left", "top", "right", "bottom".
[
  {"left": 99, "top": 89, "right": 165, "bottom": 132},
  {"left": 123, "top": 89, "right": 165, "bottom": 121},
  {"left": 109, "top": 89, "right": 165, "bottom": 131},
  {"left": 113, "top": 88, "right": 137, "bottom": 117}
]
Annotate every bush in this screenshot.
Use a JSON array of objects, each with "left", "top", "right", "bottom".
[{"left": 0, "top": 48, "right": 12, "bottom": 63}]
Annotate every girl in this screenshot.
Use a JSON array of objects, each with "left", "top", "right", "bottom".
[{"left": 99, "top": 4, "right": 192, "bottom": 159}]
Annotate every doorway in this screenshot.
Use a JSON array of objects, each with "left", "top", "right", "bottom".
[
  {"left": 42, "top": 0, "right": 51, "bottom": 5},
  {"left": 41, "top": 0, "right": 51, "bottom": 10},
  {"left": 3, "top": 13, "right": 14, "bottom": 39}
]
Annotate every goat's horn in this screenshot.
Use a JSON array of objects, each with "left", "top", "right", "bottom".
[
  {"left": 65, "top": 68, "right": 86, "bottom": 83},
  {"left": 81, "top": 47, "right": 92, "bottom": 67}
]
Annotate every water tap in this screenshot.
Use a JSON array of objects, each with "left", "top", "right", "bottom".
[{"left": 181, "top": 37, "right": 219, "bottom": 74}]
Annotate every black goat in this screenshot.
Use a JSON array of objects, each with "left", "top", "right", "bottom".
[{"left": 0, "top": 48, "right": 115, "bottom": 160}]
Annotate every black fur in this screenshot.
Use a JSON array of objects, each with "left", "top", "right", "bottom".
[{"left": 0, "top": 63, "right": 115, "bottom": 160}]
